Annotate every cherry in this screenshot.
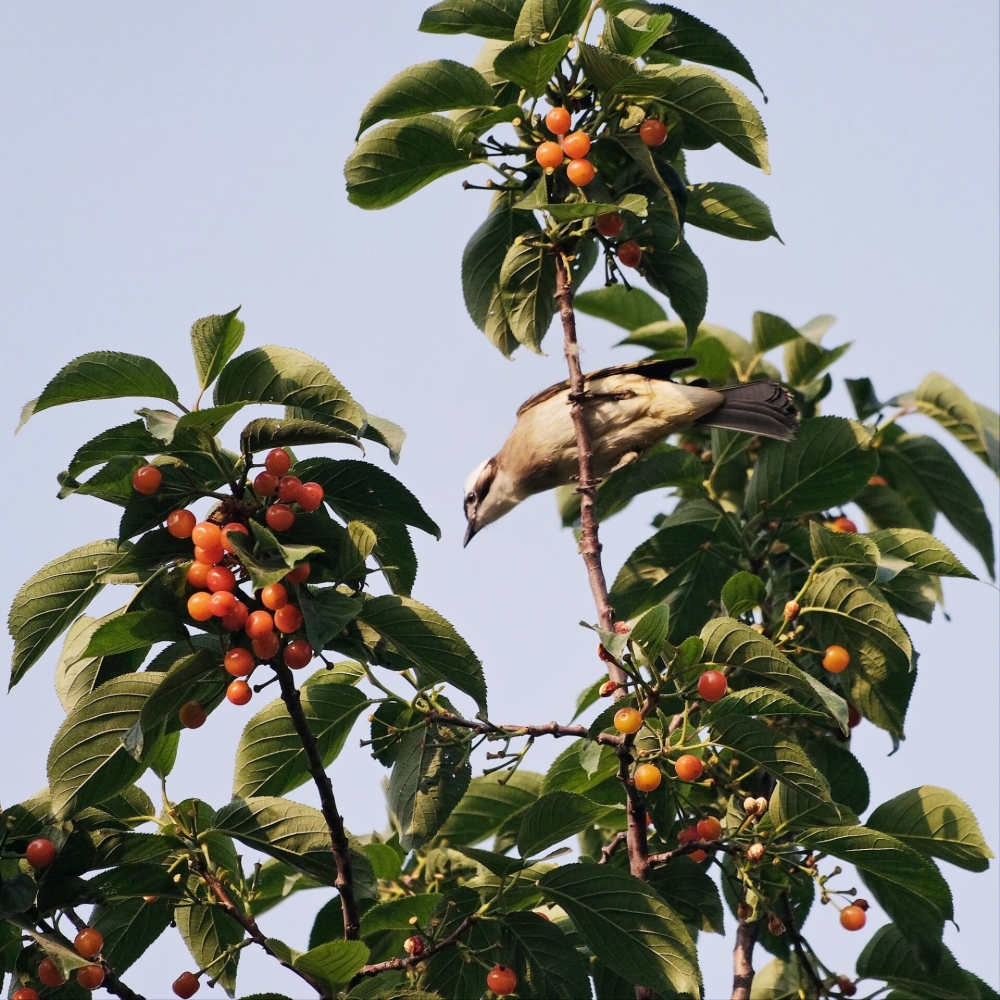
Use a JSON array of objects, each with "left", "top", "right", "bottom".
[
  {"left": 38, "top": 958, "right": 64, "bottom": 987},
  {"left": 274, "top": 604, "right": 304, "bottom": 634},
  {"left": 286, "top": 562, "right": 311, "bottom": 584},
  {"left": 535, "top": 141, "right": 563, "bottom": 169},
  {"left": 403, "top": 934, "right": 425, "bottom": 957},
  {"left": 221, "top": 602, "right": 249, "bottom": 631},
  {"left": 639, "top": 118, "right": 668, "bottom": 146},
  {"left": 562, "top": 130, "right": 591, "bottom": 158},
  {"left": 252, "top": 632, "right": 280, "bottom": 660},
  {"left": 206, "top": 566, "right": 236, "bottom": 593},
  {"left": 226, "top": 680, "right": 252, "bottom": 706},
  {"left": 167, "top": 510, "right": 196, "bottom": 538},
  {"left": 768, "top": 915, "right": 785, "bottom": 936},
  {"left": 186, "top": 561, "right": 211, "bottom": 588},
  {"left": 784, "top": 599, "right": 800, "bottom": 620},
  {"left": 633, "top": 763, "right": 661, "bottom": 792},
  {"left": 254, "top": 471, "right": 279, "bottom": 497},
  {"left": 677, "top": 825, "right": 699, "bottom": 845},
  {"left": 191, "top": 522, "right": 221, "bottom": 549},
  {"left": 486, "top": 965, "right": 517, "bottom": 996},
  {"left": 283, "top": 639, "right": 313, "bottom": 670},
  {"left": 261, "top": 583, "right": 288, "bottom": 610},
  {"left": 829, "top": 516, "right": 858, "bottom": 533},
  {"left": 617, "top": 240, "right": 642, "bottom": 268},
  {"left": 246, "top": 610, "right": 274, "bottom": 638},
  {"left": 224, "top": 648, "right": 255, "bottom": 678},
  {"left": 74, "top": 928, "right": 104, "bottom": 959},
  {"left": 838, "top": 976, "right": 858, "bottom": 997},
  {"left": 12, "top": 989, "right": 40, "bottom": 1000},
  {"left": 179, "top": 701, "right": 207, "bottom": 729},
  {"left": 746, "top": 842, "right": 766, "bottom": 863},
  {"left": 25, "top": 837, "right": 57, "bottom": 869},
  {"left": 209, "top": 591, "right": 238, "bottom": 617},
  {"left": 187, "top": 592, "right": 214, "bottom": 622},
  {"left": 298, "top": 482, "right": 325, "bottom": 512},
  {"left": 566, "top": 158, "right": 595, "bottom": 186},
  {"left": 839, "top": 905, "right": 866, "bottom": 931},
  {"left": 194, "top": 544, "right": 225, "bottom": 566},
  {"left": 220, "top": 522, "right": 249, "bottom": 552},
  {"left": 264, "top": 448, "right": 292, "bottom": 476},
  {"left": 266, "top": 504, "right": 295, "bottom": 531},
  {"left": 172, "top": 972, "right": 201, "bottom": 999},
  {"left": 696, "top": 816, "right": 723, "bottom": 841},
  {"left": 545, "top": 106, "right": 571, "bottom": 135},
  {"left": 76, "top": 964, "right": 105, "bottom": 990},
  {"left": 697, "top": 669, "right": 727, "bottom": 702},
  {"left": 736, "top": 903, "right": 753, "bottom": 921},
  {"left": 595, "top": 212, "right": 624, "bottom": 238},
  {"left": 674, "top": 755, "right": 704, "bottom": 782},
  {"left": 867, "top": 475, "right": 888, "bottom": 487},
  {"left": 848, "top": 704, "right": 862, "bottom": 728},
  {"left": 599, "top": 679, "right": 617, "bottom": 698},
  {"left": 823, "top": 645, "right": 850, "bottom": 673},
  {"left": 132, "top": 464, "right": 162, "bottom": 495},
  {"left": 277, "top": 476, "right": 303, "bottom": 503},
  {"left": 613, "top": 707, "right": 642, "bottom": 734}
]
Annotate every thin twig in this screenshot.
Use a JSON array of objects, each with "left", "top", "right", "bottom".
[
  {"left": 647, "top": 840, "right": 737, "bottom": 865},
  {"left": 351, "top": 915, "right": 476, "bottom": 981},
  {"left": 425, "top": 709, "right": 622, "bottom": 747},
  {"left": 782, "top": 890, "right": 825, "bottom": 995},
  {"left": 731, "top": 917, "right": 758, "bottom": 1000},
  {"left": 273, "top": 661, "right": 361, "bottom": 939},
  {"left": 599, "top": 831, "right": 628, "bottom": 864}
]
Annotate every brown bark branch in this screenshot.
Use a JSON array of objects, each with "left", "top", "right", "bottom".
[
  {"left": 63, "top": 909, "right": 145, "bottom": 1000},
  {"left": 273, "top": 660, "right": 361, "bottom": 939},
  {"left": 351, "top": 915, "right": 476, "bottom": 982},
  {"left": 731, "top": 917, "right": 758, "bottom": 1000},
  {"left": 424, "top": 709, "right": 622, "bottom": 747},
  {"left": 599, "top": 830, "right": 628, "bottom": 864},
  {"left": 646, "top": 840, "right": 737, "bottom": 865}
]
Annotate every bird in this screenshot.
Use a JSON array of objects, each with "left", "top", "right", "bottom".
[{"left": 463, "top": 358, "right": 798, "bottom": 545}]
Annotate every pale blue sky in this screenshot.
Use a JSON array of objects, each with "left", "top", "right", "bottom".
[{"left": 1, "top": 3, "right": 997, "bottom": 997}]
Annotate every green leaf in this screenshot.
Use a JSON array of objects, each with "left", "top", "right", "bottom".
[
  {"left": 176, "top": 900, "right": 243, "bottom": 997},
  {"left": 226, "top": 525, "right": 323, "bottom": 591},
  {"left": 64, "top": 421, "right": 160, "bottom": 479},
  {"left": 299, "top": 587, "right": 364, "bottom": 653},
  {"left": 846, "top": 377, "right": 883, "bottom": 421},
  {"left": 721, "top": 571, "right": 766, "bottom": 618},
  {"left": 435, "top": 770, "right": 541, "bottom": 846},
  {"left": 91, "top": 896, "right": 171, "bottom": 975},
  {"left": 629, "top": 605, "right": 672, "bottom": 664},
  {"left": 650, "top": 855, "right": 725, "bottom": 934},
  {"left": 493, "top": 35, "right": 571, "bottom": 97},
  {"left": 604, "top": 10, "right": 672, "bottom": 58},
  {"left": 359, "top": 895, "right": 439, "bottom": 938},
  {"left": 190, "top": 308, "right": 245, "bottom": 393},
  {"left": 867, "top": 786, "right": 994, "bottom": 873},
  {"left": 8, "top": 539, "right": 126, "bottom": 688},
  {"left": 578, "top": 41, "right": 638, "bottom": 92},
  {"left": 685, "top": 182, "right": 779, "bottom": 241},
  {"left": 234, "top": 676, "right": 370, "bottom": 798},
  {"left": 574, "top": 284, "right": 666, "bottom": 331},
  {"left": 869, "top": 528, "right": 974, "bottom": 579},
  {"left": 358, "top": 60, "right": 495, "bottom": 137},
  {"left": 497, "top": 233, "right": 556, "bottom": 353},
  {"left": 801, "top": 567, "right": 914, "bottom": 738},
  {"left": 801, "top": 735, "right": 869, "bottom": 813},
  {"left": 458, "top": 101, "right": 525, "bottom": 137},
  {"left": 513, "top": 0, "right": 589, "bottom": 40},
  {"left": 419, "top": 0, "right": 525, "bottom": 40},
  {"left": 345, "top": 114, "right": 482, "bottom": 210},
  {"left": 642, "top": 220, "right": 708, "bottom": 343},
  {"left": 745, "top": 417, "right": 878, "bottom": 519},
  {"left": 751, "top": 311, "right": 800, "bottom": 353},
  {"left": 650, "top": 4, "right": 763, "bottom": 93},
  {"left": 388, "top": 723, "right": 472, "bottom": 851},
  {"left": 538, "top": 863, "right": 700, "bottom": 997},
  {"left": 748, "top": 956, "right": 803, "bottom": 1000},
  {"left": 699, "top": 686, "right": 829, "bottom": 726},
  {"left": 615, "top": 65, "right": 769, "bottom": 172},
  {"left": 214, "top": 345, "right": 365, "bottom": 433},
  {"left": 83, "top": 609, "right": 186, "bottom": 658},
  {"left": 361, "top": 413, "right": 407, "bottom": 465},
  {"left": 47, "top": 673, "right": 161, "bottom": 820},
  {"left": 20, "top": 352, "right": 179, "bottom": 427},
  {"left": 358, "top": 595, "right": 486, "bottom": 713},
  {"left": 514, "top": 189, "right": 648, "bottom": 222},
  {"left": 784, "top": 337, "right": 850, "bottom": 387},
  {"left": 502, "top": 910, "right": 592, "bottom": 999},
  {"left": 516, "top": 791, "right": 611, "bottom": 857},
  {"left": 239, "top": 417, "right": 362, "bottom": 455}
]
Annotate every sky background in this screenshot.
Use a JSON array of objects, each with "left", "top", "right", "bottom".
[{"left": 1, "top": 2, "right": 997, "bottom": 997}]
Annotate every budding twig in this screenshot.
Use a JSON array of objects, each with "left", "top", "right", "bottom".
[{"left": 424, "top": 708, "right": 622, "bottom": 747}]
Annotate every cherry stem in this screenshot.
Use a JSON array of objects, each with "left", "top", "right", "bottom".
[{"left": 349, "top": 916, "right": 477, "bottom": 984}]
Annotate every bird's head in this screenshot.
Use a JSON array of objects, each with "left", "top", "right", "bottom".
[{"left": 462, "top": 456, "right": 521, "bottom": 546}]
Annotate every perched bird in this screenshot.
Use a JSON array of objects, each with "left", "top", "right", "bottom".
[{"left": 463, "top": 358, "right": 798, "bottom": 545}]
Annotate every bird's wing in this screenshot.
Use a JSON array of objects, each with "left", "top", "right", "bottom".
[{"left": 515, "top": 358, "right": 698, "bottom": 417}]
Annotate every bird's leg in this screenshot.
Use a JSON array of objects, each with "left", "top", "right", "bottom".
[{"left": 607, "top": 450, "right": 642, "bottom": 475}]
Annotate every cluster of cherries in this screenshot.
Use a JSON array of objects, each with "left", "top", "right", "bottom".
[
  {"left": 135, "top": 448, "right": 325, "bottom": 720},
  {"left": 533, "top": 106, "right": 669, "bottom": 272}
]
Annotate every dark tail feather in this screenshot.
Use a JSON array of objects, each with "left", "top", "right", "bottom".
[{"left": 696, "top": 380, "right": 799, "bottom": 441}]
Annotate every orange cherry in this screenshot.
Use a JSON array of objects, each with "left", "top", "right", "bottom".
[
  {"left": 245, "top": 610, "right": 274, "bottom": 638},
  {"left": 187, "top": 592, "right": 214, "bottom": 622},
  {"left": 261, "top": 583, "right": 288, "bottom": 610},
  {"left": 220, "top": 522, "right": 249, "bottom": 552},
  {"left": 823, "top": 645, "right": 850, "bottom": 673},
  {"left": 224, "top": 648, "right": 254, "bottom": 678},
  {"left": 840, "top": 905, "right": 867, "bottom": 931},
  {"left": 38, "top": 958, "right": 64, "bottom": 987},
  {"left": 535, "top": 141, "right": 563, "bottom": 169},
  {"left": 179, "top": 701, "right": 207, "bottom": 729},
  {"left": 613, "top": 707, "right": 642, "bottom": 734},
  {"left": 545, "top": 106, "right": 571, "bottom": 135},
  {"left": 220, "top": 602, "right": 249, "bottom": 631},
  {"left": 76, "top": 965, "right": 105, "bottom": 990},
  {"left": 486, "top": 965, "right": 517, "bottom": 996},
  {"left": 167, "top": 510, "right": 196, "bottom": 538},
  {"left": 194, "top": 544, "right": 225, "bottom": 566},
  {"left": 226, "top": 680, "right": 252, "bottom": 706},
  {"left": 566, "top": 158, "right": 595, "bottom": 186},
  {"left": 674, "top": 755, "right": 704, "bottom": 782},
  {"left": 696, "top": 816, "right": 723, "bottom": 841},
  {"left": 254, "top": 471, "right": 279, "bottom": 496},
  {"left": 191, "top": 522, "right": 221, "bottom": 549},
  {"left": 132, "top": 464, "right": 162, "bottom": 495},
  {"left": 252, "top": 632, "right": 280, "bottom": 660},
  {"left": 206, "top": 566, "right": 236, "bottom": 593},
  {"left": 25, "top": 837, "right": 57, "bottom": 869},
  {"left": 274, "top": 604, "right": 304, "bottom": 634},
  {"left": 286, "top": 563, "right": 311, "bottom": 584},
  {"left": 633, "top": 763, "right": 661, "bottom": 792},
  {"left": 186, "top": 561, "right": 211, "bottom": 588},
  {"left": 74, "top": 928, "right": 104, "bottom": 959},
  {"left": 697, "top": 670, "right": 727, "bottom": 702},
  {"left": 562, "top": 130, "right": 591, "bottom": 158}
]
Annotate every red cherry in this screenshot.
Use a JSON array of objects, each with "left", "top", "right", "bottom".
[
  {"left": 172, "top": 972, "right": 201, "bottom": 999},
  {"left": 132, "top": 464, "right": 162, "bottom": 494},
  {"left": 283, "top": 639, "right": 313, "bottom": 670},
  {"left": 25, "top": 837, "right": 57, "bottom": 869},
  {"left": 220, "top": 522, "right": 249, "bottom": 552},
  {"left": 179, "top": 701, "right": 207, "bottom": 729},
  {"left": 277, "top": 476, "right": 303, "bottom": 503},
  {"left": 226, "top": 680, "right": 252, "bottom": 706},
  {"left": 167, "top": 510, "right": 196, "bottom": 538},
  {"left": 206, "top": 565, "right": 236, "bottom": 593},
  {"left": 261, "top": 583, "right": 288, "bottom": 610},
  {"left": 697, "top": 670, "right": 728, "bottom": 702},
  {"left": 186, "top": 592, "right": 214, "bottom": 622},
  {"left": 486, "top": 965, "right": 517, "bottom": 996},
  {"left": 264, "top": 449, "right": 292, "bottom": 476},
  {"left": 595, "top": 212, "right": 624, "bottom": 238},
  {"left": 186, "top": 561, "right": 211, "bottom": 588},
  {"left": 274, "top": 604, "right": 304, "bottom": 634},
  {"left": 74, "top": 928, "right": 104, "bottom": 959},
  {"left": 266, "top": 504, "right": 295, "bottom": 531},
  {"left": 617, "top": 240, "right": 642, "bottom": 268},
  {"left": 867, "top": 475, "right": 888, "bottom": 487},
  {"left": 696, "top": 816, "right": 723, "bottom": 841},
  {"left": 286, "top": 563, "right": 311, "bottom": 584},
  {"left": 191, "top": 522, "right": 221, "bottom": 548},
  {"left": 254, "top": 471, "right": 279, "bottom": 497},
  {"left": 639, "top": 118, "right": 668, "bottom": 146},
  {"left": 245, "top": 610, "right": 274, "bottom": 638},
  {"left": 12, "top": 988, "right": 40, "bottom": 1000},
  {"left": 224, "top": 648, "right": 255, "bottom": 677},
  {"left": 848, "top": 704, "right": 862, "bottom": 728},
  {"left": 220, "top": 602, "right": 249, "bottom": 631},
  {"left": 194, "top": 544, "right": 225, "bottom": 566},
  {"left": 566, "top": 158, "right": 595, "bottom": 186},
  {"left": 829, "top": 516, "right": 858, "bottom": 533},
  {"left": 76, "top": 964, "right": 105, "bottom": 990},
  {"left": 545, "top": 107, "right": 571, "bottom": 135},
  {"left": 298, "top": 482, "right": 325, "bottom": 512},
  {"left": 674, "top": 755, "right": 704, "bottom": 782},
  {"left": 535, "top": 141, "right": 563, "bottom": 169},
  {"left": 37, "top": 958, "right": 64, "bottom": 987},
  {"left": 209, "top": 591, "right": 238, "bottom": 618},
  {"left": 562, "top": 130, "right": 591, "bottom": 158},
  {"left": 252, "top": 632, "right": 280, "bottom": 660}
]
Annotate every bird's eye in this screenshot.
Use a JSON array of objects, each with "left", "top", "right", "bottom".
[{"left": 465, "top": 492, "right": 475, "bottom": 504}]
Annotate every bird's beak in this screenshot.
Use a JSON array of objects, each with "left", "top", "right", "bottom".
[{"left": 463, "top": 517, "right": 477, "bottom": 548}]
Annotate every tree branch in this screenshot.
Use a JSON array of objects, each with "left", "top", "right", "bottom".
[
  {"left": 781, "top": 890, "right": 825, "bottom": 995},
  {"left": 731, "top": 917, "right": 758, "bottom": 1000},
  {"left": 273, "top": 660, "right": 361, "bottom": 940},
  {"left": 63, "top": 909, "right": 145, "bottom": 1000},
  {"left": 351, "top": 915, "right": 476, "bottom": 982},
  {"left": 599, "top": 830, "right": 628, "bottom": 864},
  {"left": 647, "top": 840, "right": 737, "bottom": 865},
  {"left": 424, "top": 709, "right": 622, "bottom": 747}
]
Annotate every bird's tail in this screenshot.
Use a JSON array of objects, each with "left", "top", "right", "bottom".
[{"left": 695, "top": 380, "right": 799, "bottom": 441}]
